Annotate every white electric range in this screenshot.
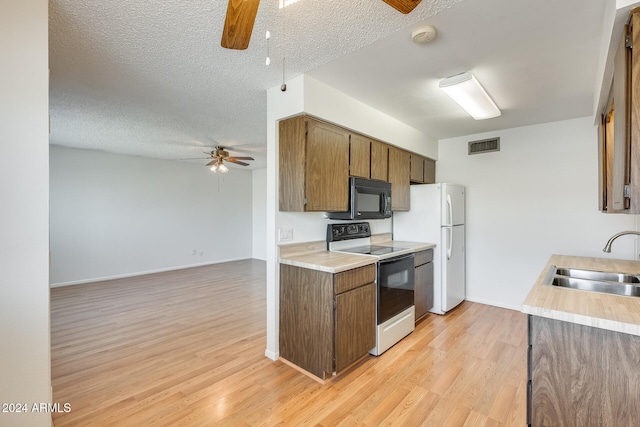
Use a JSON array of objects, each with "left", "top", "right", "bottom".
[{"left": 327, "top": 222, "right": 415, "bottom": 355}]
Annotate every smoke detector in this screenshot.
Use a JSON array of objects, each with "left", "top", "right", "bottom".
[{"left": 411, "top": 25, "right": 437, "bottom": 44}]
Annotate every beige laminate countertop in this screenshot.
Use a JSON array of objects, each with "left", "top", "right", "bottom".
[
  {"left": 375, "top": 240, "right": 436, "bottom": 252},
  {"left": 278, "top": 239, "right": 436, "bottom": 274},
  {"left": 522, "top": 254, "right": 640, "bottom": 336},
  {"left": 279, "top": 251, "right": 378, "bottom": 273}
]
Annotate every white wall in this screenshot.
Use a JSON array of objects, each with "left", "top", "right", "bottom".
[
  {"left": 0, "top": 1, "right": 51, "bottom": 425},
  {"left": 50, "top": 146, "right": 253, "bottom": 285},
  {"left": 437, "top": 117, "right": 637, "bottom": 310},
  {"left": 252, "top": 168, "right": 267, "bottom": 260},
  {"left": 265, "top": 74, "right": 438, "bottom": 359}
]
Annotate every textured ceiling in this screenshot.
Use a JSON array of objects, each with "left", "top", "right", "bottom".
[{"left": 49, "top": 0, "right": 608, "bottom": 170}]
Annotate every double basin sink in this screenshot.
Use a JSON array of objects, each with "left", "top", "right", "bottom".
[{"left": 545, "top": 265, "right": 640, "bottom": 297}]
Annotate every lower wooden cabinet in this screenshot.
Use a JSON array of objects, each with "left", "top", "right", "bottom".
[
  {"left": 279, "top": 263, "right": 376, "bottom": 379},
  {"left": 414, "top": 249, "right": 434, "bottom": 322},
  {"left": 528, "top": 315, "right": 640, "bottom": 426}
]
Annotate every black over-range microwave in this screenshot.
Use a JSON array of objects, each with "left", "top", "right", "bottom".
[{"left": 327, "top": 177, "right": 392, "bottom": 220}]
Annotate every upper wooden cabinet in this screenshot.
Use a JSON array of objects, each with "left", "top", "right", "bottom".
[
  {"left": 599, "top": 8, "right": 640, "bottom": 213},
  {"left": 371, "top": 140, "right": 389, "bottom": 181},
  {"left": 410, "top": 154, "right": 425, "bottom": 183},
  {"left": 349, "top": 134, "right": 389, "bottom": 182},
  {"left": 349, "top": 133, "right": 371, "bottom": 179},
  {"left": 279, "top": 114, "right": 434, "bottom": 213},
  {"left": 410, "top": 154, "right": 436, "bottom": 184},
  {"left": 388, "top": 146, "right": 411, "bottom": 211},
  {"left": 279, "top": 116, "right": 350, "bottom": 212}
]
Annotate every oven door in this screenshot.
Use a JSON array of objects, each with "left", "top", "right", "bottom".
[{"left": 377, "top": 253, "right": 415, "bottom": 325}]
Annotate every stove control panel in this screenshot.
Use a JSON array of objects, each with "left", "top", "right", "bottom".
[{"left": 327, "top": 222, "right": 371, "bottom": 242}]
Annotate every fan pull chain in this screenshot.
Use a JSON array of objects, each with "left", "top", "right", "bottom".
[
  {"left": 265, "top": 31, "right": 271, "bottom": 66},
  {"left": 280, "top": 0, "right": 287, "bottom": 91}
]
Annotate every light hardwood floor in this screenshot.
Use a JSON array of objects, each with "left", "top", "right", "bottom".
[{"left": 51, "top": 259, "right": 528, "bottom": 426}]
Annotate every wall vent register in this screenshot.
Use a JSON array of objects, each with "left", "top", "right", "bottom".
[{"left": 468, "top": 137, "right": 500, "bottom": 155}]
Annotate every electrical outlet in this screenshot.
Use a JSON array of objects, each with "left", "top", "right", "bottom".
[
  {"left": 192, "top": 249, "right": 196, "bottom": 255},
  {"left": 279, "top": 228, "right": 293, "bottom": 242}
]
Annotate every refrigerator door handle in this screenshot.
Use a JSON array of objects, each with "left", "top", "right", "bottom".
[
  {"left": 446, "top": 194, "right": 453, "bottom": 226},
  {"left": 446, "top": 227, "right": 452, "bottom": 260}
]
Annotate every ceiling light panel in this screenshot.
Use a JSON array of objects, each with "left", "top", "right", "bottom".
[{"left": 439, "top": 72, "right": 501, "bottom": 120}]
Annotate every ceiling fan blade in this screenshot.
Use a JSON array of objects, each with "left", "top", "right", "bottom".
[
  {"left": 206, "top": 160, "right": 217, "bottom": 166},
  {"left": 227, "top": 156, "right": 254, "bottom": 161},
  {"left": 382, "top": 0, "right": 422, "bottom": 14},
  {"left": 226, "top": 159, "right": 250, "bottom": 166},
  {"left": 221, "top": 0, "right": 260, "bottom": 50}
]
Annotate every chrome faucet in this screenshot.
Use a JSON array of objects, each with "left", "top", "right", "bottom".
[{"left": 602, "top": 231, "right": 640, "bottom": 253}]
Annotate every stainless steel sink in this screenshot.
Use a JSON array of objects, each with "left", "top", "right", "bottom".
[
  {"left": 544, "top": 265, "right": 640, "bottom": 297},
  {"left": 552, "top": 276, "right": 640, "bottom": 296},
  {"left": 554, "top": 267, "right": 640, "bottom": 283}
]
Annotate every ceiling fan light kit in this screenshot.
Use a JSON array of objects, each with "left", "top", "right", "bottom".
[
  {"left": 202, "top": 146, "right": 255, "bottom": 173},
  {"left": 210, "top": 160, "right": 229, "bottom": 174},
  {"left": 439, "top": 72, "right": 501, "bottom": 120}
]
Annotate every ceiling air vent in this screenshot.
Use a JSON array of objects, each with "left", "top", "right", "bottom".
[{"left": 468, "top": 137, "right": 500, "bottom": 155}]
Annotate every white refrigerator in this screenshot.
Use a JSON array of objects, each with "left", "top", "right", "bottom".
[{"left": 393, "top": 183, "right": 465, "bottom": 314}]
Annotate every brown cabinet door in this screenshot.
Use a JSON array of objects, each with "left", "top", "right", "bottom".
[
  {"left": 630, "top": 12, "right": 640, "bottom": 213},
  {"left": 278, "top": 116, "right": 307, "bottom": 212},
  {"left": 370, "top": 140, "right": 389, "bottom": 181},
  {"left": 388, "top": 146, "right": 411, "bottom": 211},
  {"left": 410, "top": 154, "right": 425, "bottom": 183},
  {"left": 334, "top": 282, "right": 376, "bottom": 373},
  {"left": 279, "top": 265, "right": 334, "bottom": 379},
  {"left": 424, "top": 158, "right": 436, "bottom": 184},
  {"left": 529, "top": 315, "right": 640, "bottom": 426},
  {"left": 414, "top": 261, "right": 433, "bottom": 322},
  {"left": 349, "top": 133, "right": 371, "bottom": 178},
  {"left": 305, "top": 119, "right": 350, "bottom": 211}
]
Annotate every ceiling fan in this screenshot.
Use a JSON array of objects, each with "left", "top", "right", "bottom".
[
  {"left": 221, "top": 0, "right": 423, "bottom": 50},
  {"left": 190, "top": 146, "right": 255, "bottom": 173}
]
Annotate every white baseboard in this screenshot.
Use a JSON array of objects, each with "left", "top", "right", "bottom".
[
  {"left": 49, "top": 257, "right": 253, "bottom": 288},
  {"left": 464, "top": 297, "right": 522, "bottom": 312},
  {"left": 264, "top": 349, "right": 279, "bottom": 361}
]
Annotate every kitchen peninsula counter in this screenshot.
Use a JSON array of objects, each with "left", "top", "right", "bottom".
[{"left": 522, "top": 254, "right": 640, "bottom": 336}]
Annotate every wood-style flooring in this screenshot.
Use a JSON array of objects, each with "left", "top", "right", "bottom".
[{"left": 51, "top": 259, "right": 528, "bottom": 426}]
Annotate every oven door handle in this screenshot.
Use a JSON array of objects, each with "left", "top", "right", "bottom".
[{"left": 378, "top": 252, "right": 415, "bottom": 264}]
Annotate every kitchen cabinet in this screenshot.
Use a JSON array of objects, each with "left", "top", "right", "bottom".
[
  {"left": 527, "top": 315, "right": 640, "bottom": 426},
  {"left": 278, "top": 114, "right": 430, "bottom": 213},
  {"left": 350, "top": 134, "right": 390, "bottom": 182},
  {"left": 279, "top": 263, "right": 376, "bottom": 380},
  {"left": 388, "top": 146, "right": 411, "bottom": 211},
  {"left": 349, "top": 133, "right": 371, "bottom": 179},
  {"left": 279, "top": 116, "right": 350, "bottom": 212},
  {"left": 410, "top": 154, "right": 437, "bottom": 184},
  {"left": 370, "top": 140, "right": 389, "bottom": 181},
  {"left": 414, "top": 249, "right": 434, "bottom": 322},
  {"left": 599, "top": 9, "right": 640, "bottom": 213},
  {"left": 410, "top": 154, "right": 425, "bottom": 183}
]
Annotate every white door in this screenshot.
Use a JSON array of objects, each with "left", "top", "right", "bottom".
[
  {"left": 441, "top": 224, "right": 465, "bottom": 312},
  {"left": 441, "top": 184, "right": 465, "bottom": 226}
]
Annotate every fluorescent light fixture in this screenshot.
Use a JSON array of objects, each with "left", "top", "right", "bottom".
[{"left": 439, "top": 72, "right": 501, "bottom": 120}]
